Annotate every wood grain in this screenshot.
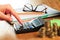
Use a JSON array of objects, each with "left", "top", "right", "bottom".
[{"left": 42, "top": 0, "right": 60, "bottom": 11}]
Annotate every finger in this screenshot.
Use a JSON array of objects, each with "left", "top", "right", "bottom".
[
  {"left": 6, "top": 4, "right": 23, "bottom": 25},
  {"left": 0, "top": 12, "right": 12, "bottom": 22},
  {"left": 6, "top": 14, "right": 11, "bottom": 17},
  {"left": 5, "top": 9, "right": 11, "bottom": 16}
]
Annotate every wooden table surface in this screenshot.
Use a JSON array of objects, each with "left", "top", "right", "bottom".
[
  {"left": 17, "top": 32, "right": 60, "bottom": 40},
  {"left": 42, "top": 0, "right": 60, "bottom": 11},
  {"left": 16, "top": 0, "right": 60, "bottom": 40}
]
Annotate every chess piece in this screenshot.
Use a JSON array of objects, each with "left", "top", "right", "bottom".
[
  {"left": 45, "top": 21, "right": 54, "bottom": 38},
  {"left": 38, "top": 27, "right": 45, "bottom": 38}
]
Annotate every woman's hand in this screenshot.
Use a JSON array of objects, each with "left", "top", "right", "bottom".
[{"left": 0, "top": 4, "right": 23, "bottom": 25}]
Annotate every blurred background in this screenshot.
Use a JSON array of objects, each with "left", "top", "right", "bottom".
[
  {"left": 0, "top": 0, "right": 60, "bottom": 12},
  {"left": 0, "top": 0, "right": 42, "bottom": 12}
]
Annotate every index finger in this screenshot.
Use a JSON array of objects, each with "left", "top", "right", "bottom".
[{"left": 6, "top": 4, "right": 23, "bottom": 25}]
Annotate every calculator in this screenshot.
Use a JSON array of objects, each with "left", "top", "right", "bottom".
[{"left": 13, "top": 17, "right": 45, "bottom": 34}]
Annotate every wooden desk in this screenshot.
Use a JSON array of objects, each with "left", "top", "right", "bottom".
[
  {"left": 42, "top": 0, "right": 60, "bottom": 11},
  {"left": 16, "top": 12, "right": 60, "bottom": 40},
  {"left": 17, "top": 32, "right": 60, "bottom": 40}
]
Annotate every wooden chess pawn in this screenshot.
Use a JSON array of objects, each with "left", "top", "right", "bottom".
[
  {"left": 38, "top": 27, "right": 45, "bottom": 38},
  {"left": 45, "top": 21, "right": 54, "bottom": 38}
]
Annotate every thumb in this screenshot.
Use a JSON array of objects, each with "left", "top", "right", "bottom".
[
  {"left": 0, "top": 12, "right": 12, "bottom": 22},
  {"left": 5, "top": 15, "right": 12, "bottom": 22}
]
